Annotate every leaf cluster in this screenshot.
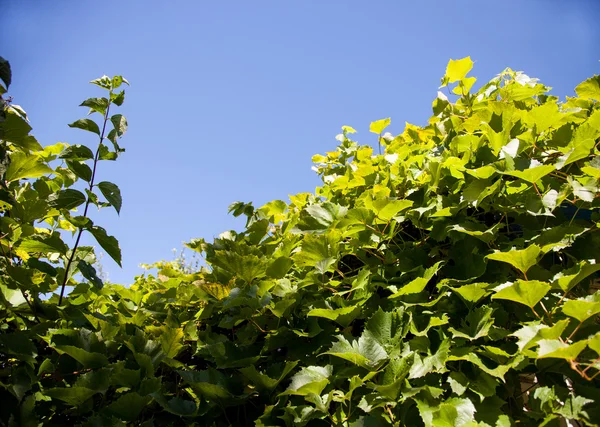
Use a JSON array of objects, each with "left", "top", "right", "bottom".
[{"left": 2, "top": 56, "right": 600, "bottom": 426}]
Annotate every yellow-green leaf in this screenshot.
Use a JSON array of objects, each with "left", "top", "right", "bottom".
[
  {"left": 492, "top": 280, "right": 551, "bottom": 308},
  {"left": 445, "top": 56, "right": 474, "bottom": 83},
  {"left": 486, "top": 245, "right": 542, "bottom": 276},
  {"left": 369, "top": 118, "right": 391, "bottom": 134},
  {"left": 159, "top": 326, "right": 184, "bottom": 358}
]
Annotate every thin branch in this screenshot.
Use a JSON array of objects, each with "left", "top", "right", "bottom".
[{"left": 59, "top": 103, "right": 111, "bottom": 305}]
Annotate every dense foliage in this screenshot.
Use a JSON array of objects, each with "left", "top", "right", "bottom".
[{"left": 1, "top": 55, "right": 600, "bottom": 426}]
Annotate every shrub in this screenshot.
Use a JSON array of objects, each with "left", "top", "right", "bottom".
[{"left": 1, "top": 56, "right": 600, "bottom": 426}]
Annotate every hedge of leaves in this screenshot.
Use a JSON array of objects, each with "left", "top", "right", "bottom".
[{"left": 2, "top": 56, "right": 600, "bottom": 426}]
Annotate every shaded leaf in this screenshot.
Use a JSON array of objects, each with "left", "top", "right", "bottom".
[
  {"left": 97, "top": 181, "right": 122, "bottom": 214},
  {"left": 88, "top": 225, "right": 122, "bottom": 266},
  {"left": 48, "top": 189, "right": 87, "bottom": 210},
  {"left": 69, "top": 118, "right": 100, "bottom": 135}
]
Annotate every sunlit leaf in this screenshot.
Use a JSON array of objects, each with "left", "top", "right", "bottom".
[
  {"left": 445, "top": 56, "right": 474, "bottom": 83},
  {"left": 492, "top": 280, "right": 551, "bottom": 308},
  {"left": 486, "top": 245, "right": 542, "bottom": 276},
  {"left": 369, "top": 118, "right": 391, "bottom": 134}
]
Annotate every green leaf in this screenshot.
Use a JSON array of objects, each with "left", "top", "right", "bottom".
[
  {"left": 409, "top": 339, "right": 451, "bottom": 379},
  {"left": 80, "top": 97, "right": 109, "bottom": 116},
  {"left": 98, "top": 143, "right": 118, "bottom": 160},
  {"left": 448, "top": 306, "right": 494, "bottom": 341},
  {"left": 293, "top": 233, "right": 338, "bottom": 269},
  {"left": 307, "top": 305, "right": 361, "bottom": 328},
  {"left": 369, "top": 118, "right": 391, "bottom": 134},
  {"left": 575, "top": 74, "right": 600, "bottom": 101},
  {"left": 78, "top": 260, "right": 103, "bottom": 289},
  {"left": 151, "top": 393, "right": 197, "bottom": 416},
  {"left": 266, "top": 256, "right": 293, "bottom": 279},
  {"left": 556, "top": 138, "right": 595, "bottom": 169},
  {"left": 512, "top": 320, "right": 569, "bottom": 352},
  {"left": 48, "top": 189, "right": 87, "bottom": 210},
  {"left": 569, "top": 176, "right": 597, "bottom": 202},
  {"left": 45, "top": 387, "right": 97, "bottom": 406},
  {"left": 445, "top": 57, "right": 474, "bottom": 83},
  {"left": 369, "top": 198, "right": 413, "bottom": 221},
  {"left": 562, "top": 295, "right": 600, "bottom": 323},
  {"left": 111, "top": 114, "right": 128, "bottom": 137},
  {"left": 105, "top": 393, "right": 150, "bottom": 421},
  {"left": 112, "top": 75, "right": 129, "bottom": 88},
  {"left": 451, "top": 283, "right": 493, "bottom": 304},
  {"left": 90, "top": 75, "right": 112, "bottom": 89},
  {"left": 97, "top": 181, "right": 122, "bottom": 214},
  {"left": 111, "top": 90, "right": 125, "bottom": 106},
  {"left": 304, "top": 202, "right": 348, "bottom": 228},
  {"left": 211, "top": 250, "right": 266, "bottom": 283},
  {"left": 447, "top": 372, "right": 469, "bottom": 396},
  {"left": 391, "top": 262, "right": 442, "bottom": 297},
  {"left": 1, "top": 109, "right": 34, "bottom": 148},
  {"left": 0, "top": 331, "right": 37, "bottom": 362},
  {"left": 159, "top": 326, "right": 184, "bottom": 358},
  {"left": 239, "top": 361, "right": 298, "bottom": 392},
  {"left": 69, "top": 118, "right": 100, "bottom": 135},
  {"left": 503, "top": 164, "right": 555, "bottom": 184},
  {"left": 178, "top": 369, "right": 233, "bottom": 400},
  {"left": 364, "top": 308, "right": 407, "bottom": 351},
  {"left": 66, "top": 160, "right": 92, "bottom": 182},
  {"left": 4, "top": 152, "right": 52, "bottom": 182},
  {"left": 282, "top": 365, "right": 332, "bottom": 396},
  {"left": 60, "top": 144, "right": 94, "bottom": 160},
  {"left": 54, "top": 345, "right": 109, "bottom": 368},
  {"left": 323, "top": 334, "right": 388, "bottom": 370},
  {"left": 492, "top": 280, "right": 551, "bottom": 308},
  {"left": 421, "top": 397, "right": 476, "bottom": 427},
  {"left": 537, "top": 339, "right": 587, "bottom": 360},
  {"left": 486, "top": 244, "right": 542, "bottom": 276},
  {"left": 552, "top": 261, "right": 600, "bottom": 292},
  {"left": 589, "top": 332, "right": 600, "bottom": 355},
  {"left": 17, "top": 236, "right": 67, "bottom": 255},
  {"left": 88, "top": 225, "right": 122, "bottom": 266},
  {"left": 0, "top": 55, "right": 11, "bottom": 88},
  {"left": 449, "top": 222, "right": 499, "bottom": 243}
]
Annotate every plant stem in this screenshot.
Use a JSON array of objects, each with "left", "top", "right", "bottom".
[{"left": 58, "top": 103, "right": 111, "bottom": 305}]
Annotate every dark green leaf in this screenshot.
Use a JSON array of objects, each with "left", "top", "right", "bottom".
[
  {"left": 78, "top": 260, "right": 103, "bottom": 289},
  {"left": 69, "top": 118, "right": 100, "bottom": 135},
  {"left": 48, "top": 189, "right": 87, "bottom": 210},
  {"left": 80, "top": 97, "right": 109, "bottom": 116},
  {"left": 60, "top": 144, "right": 95, "bottom": 160},
  {"left": 97, "top": 181, "right": 122, "bottom": 214},
  {"left": 111, "top": 114, "right": 127, "bottom": 137},
  {"left": 106, "top": 393, "right": 150, "bottom": 421},
  {"left": 54, "top": 345, "right": 109, "bottom": 368},
  {"left": 266, "top": 256, "right": 293, "bottom": 278},
  {"left": 67, "top": 160, "right": 93, "bottom": 182},
  {"left": 0, "top": 55, "right": 11, "bottom": 88},
  {"left": 88, "top": 225, "right": 122, "bottom": 266},
  {"left": 45, "top": 387, "right": 97, "bottom": 406}
]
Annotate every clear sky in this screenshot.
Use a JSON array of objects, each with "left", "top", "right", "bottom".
[{"left": 1, "top": 1, "right": 599, "bottom": 284}]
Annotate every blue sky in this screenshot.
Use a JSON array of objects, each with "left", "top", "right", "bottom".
[{"left": 2, "top": 1, "right": 599, "bottom": 284}]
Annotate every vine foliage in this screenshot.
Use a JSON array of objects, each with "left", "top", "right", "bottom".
[{"left": 2, "top": 56, "right": 600, "bottom": 426}]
